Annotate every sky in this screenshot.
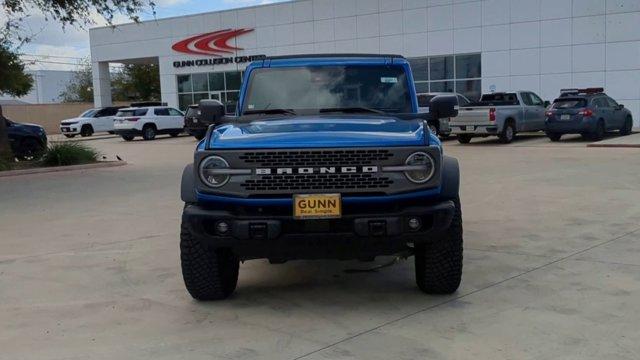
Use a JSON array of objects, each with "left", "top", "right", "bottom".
[{"left": 10, "top": 0, "right": 288, "bottom": 71}]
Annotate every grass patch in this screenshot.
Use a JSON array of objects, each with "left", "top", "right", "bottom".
[{"left": 40, "top": 142, "right": 100, "bottom": 167}]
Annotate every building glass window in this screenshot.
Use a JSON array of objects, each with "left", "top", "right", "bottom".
[
  {"left": 177, "top": 70, "right": 244, "bottom": 112},
  {"left": 192, "top": 73, "right": 208, "bottom": 92},
  {"left": 409, "top": 53, "right": 482, "bottom": 101},
  {"left": 177, "top": 75, "right": 192, "bottom": 93}
]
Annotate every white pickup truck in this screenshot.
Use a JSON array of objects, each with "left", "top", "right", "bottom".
[{"left": 450, "top": 91, "right": 549, "bottom": 144}]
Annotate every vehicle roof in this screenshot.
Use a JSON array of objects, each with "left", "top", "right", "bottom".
[
  {"left": 117, "top": 106, "right": 173, "bottom": 111},
  {"left": 256, "top": 54, "right": 409, "bottom": 68},
  {"left": 265, "top": 53, "right": 405, "bottom": 60}
]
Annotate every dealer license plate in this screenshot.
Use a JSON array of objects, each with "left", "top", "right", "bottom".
[
  {"left": 293, "top": 194, "right": 341, "bottom": 219},
  {"left": 561, "top": 114, "right": 571, "bottom": 120}
]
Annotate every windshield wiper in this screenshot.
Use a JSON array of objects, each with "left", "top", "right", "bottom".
[
  {"left": 243, "top": 108, "right": 296, "bottom": 115},
  {"left": 319, "top": 107, "right": 387, "bottom": 115}
]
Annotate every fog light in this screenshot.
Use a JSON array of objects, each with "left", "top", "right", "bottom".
[
  {"left": 216, "top": 221, "right": 230, "bottom": 234},
  {"left": 408, "top": 217, "right": 421, "bottom": 231}
]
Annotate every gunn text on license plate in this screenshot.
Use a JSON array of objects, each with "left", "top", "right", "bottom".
[{"left": 293, "top": 194, "right": 341, "bottom": 219}]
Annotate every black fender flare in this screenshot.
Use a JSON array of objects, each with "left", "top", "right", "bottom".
[
  {"left": 181, "top": 163, "right": 197, "bottom": 203},
  {"left": 440, "top": 155, "right": 460, "bottom": 200}
]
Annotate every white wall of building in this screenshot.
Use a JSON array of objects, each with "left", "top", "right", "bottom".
[
  {"left": 90, "top": 0, "right": 640, "bottom": 125},
  {"left": 0, "top": 70, "right": 74, "bottom": 104}
]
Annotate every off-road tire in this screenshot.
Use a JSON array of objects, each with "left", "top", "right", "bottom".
[
  {"left": 80, "top": 125, "right": 93, "bottom": 137},
  {"left": 415, "top": 198, "right": 463, "bottom": 294},
  {"left": 16, "top": 138, "right": 44, "bottom": 160},
  {"left": 546, "top": 132, "right": 562, "bottom": 142},
  {"left": 499, "top": 121, "right": 515, "bottom": 144},
  {"left": 590, "top": 120, "right": 605, "bottom": 141},
  {"left": 457, "top": 134, "right": 472, "bottom": 144},
  {"left": 620, "top": 116, "right": 633, "bottom": 136},
  {"left": 142, "top": 125, "right": 156, "bottom": 141},
  {"left": 121, "top": 135, "right": 135, "bottom": 141},
  {"left": 180, "top": 218, "right": 239, "bottom": 300}
]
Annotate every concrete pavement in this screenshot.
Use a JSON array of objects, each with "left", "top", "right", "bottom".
[{"left": 1, "top": 134, "right": 640, "bottom": 359}]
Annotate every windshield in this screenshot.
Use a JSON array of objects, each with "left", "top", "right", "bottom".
[
  {"left": 242, "top": 65, "right": 413, "bottom": 114},
  {"left": 186, "top": 107, "right": 200, "bottom": 118},
  {"left": 80, "top": 109, "right": 98, "bottom": 118},
  {"left": 552, "top": 99, "right": 587, "bottom": 109}
]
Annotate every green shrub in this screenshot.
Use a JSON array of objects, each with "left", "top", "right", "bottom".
[
  {"left": 40, "top": 142, "right": 100, "bottom": 167},
  {"left": 0, "top": 156, "right": 12, "bottom": 171}
]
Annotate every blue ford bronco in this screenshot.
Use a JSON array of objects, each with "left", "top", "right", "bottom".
[{"left": 180, "top": 54, "right": 463, "bottom": 300}]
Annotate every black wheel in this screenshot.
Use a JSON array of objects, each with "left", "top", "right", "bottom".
[
  {"left": 121, "top": 135, "right": 135, "bottom": 141},
  {"left": 180, "top": 217, "right": 239, "bottom": 300},
  {"left": 16, "top": 138, "right": 44, "bottom": 161},
  {"left": 80, "top": 125, "right": 93, "bottom": 137},
  {"left": 108, "top": 131, "right": 115, "bottom": 135},
  {"left": 499, "top": 122, "right": 515, "bottom": 144},
  {"left": 457, "top": 134, "right": 472, "bottom": 144},
  {"left": 590, "top": 120, "right": 605, "bottom": 141},
  {"left": 620, "top": 116, "right": 633, "bottom": 136},
  {"left": 142, "top": 125, "right": 156, "bottom": 141},
  {"left": 63, "top": 134, "right": 76, "bottom": 138},
  {"left": 546, "top": 132, "right": 562, "bottom": 142},
  {"left": 415, "top": 198, "right": 463, "bottom": 294}
]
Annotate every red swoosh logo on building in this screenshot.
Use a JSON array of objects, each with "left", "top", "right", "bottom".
[{"left": 172, "top": 28, "right": 254, "bottom": 56}]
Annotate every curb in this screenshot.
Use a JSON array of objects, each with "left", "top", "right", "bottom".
[
  {"left": 0, "top": 161, "right": 127, "bottom": 178},
  {"left": 587, "top": 143, "right": 640, "bottom": 148}
]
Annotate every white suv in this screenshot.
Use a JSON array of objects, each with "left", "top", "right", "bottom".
[
  {"left": 113, "top": 106, "right": 185, "bottom": 141},
  {"left": 59, "top": 107, "right": 124, "bottom": 138}
]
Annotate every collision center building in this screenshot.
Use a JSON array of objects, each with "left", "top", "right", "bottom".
[{"left": 89, "top": 0, "right": 640, "bottom": 124}]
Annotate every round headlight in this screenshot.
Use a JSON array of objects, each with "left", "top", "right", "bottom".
[
  {"left": 199, "top": 156, "right": 230, "bottom": 188},
  {"left": 404, "top": 152, "right": 435, "bottom": 184}
]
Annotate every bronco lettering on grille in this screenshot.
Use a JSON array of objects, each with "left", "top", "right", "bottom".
[{"left": 255, "top": 166, "right": 378, "bottom": 175}]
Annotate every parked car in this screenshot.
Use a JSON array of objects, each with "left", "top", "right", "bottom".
[
  {"left": 545, "top": 88, "right": 634, "bottom": 141},
  {"left": 179, "top": 54, "right": 462, "bottom": 300},
  {"left": 59, "top": 107, "right": 124, "bottom": 138},
  {"left": 183, "top": 104, "right": 205, "bottom": 140},
  {"left": 450, "top": 91, "right": 549, "bottom": 144},
  {"left": 417, "top": 92, "right": 470, "bottom": 139},
  {"left": 4, "top": 118, "right": 47, "bottom": 160},
  {"left": 113, "top": 106, "right": 185, "bottom": 141}
]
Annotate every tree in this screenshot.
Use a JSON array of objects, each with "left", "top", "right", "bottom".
[
  {"left": 59, "top": 59, "right": 94, "bottom": 102},
  {"left": 0, "top": 40, "right": 33, "bottom": 160},
  {"left": 112, "top": 64, "right": 160, "bottom": 102},
  {"left": 0, "top": 0, "right": 153, "bottom": 158}
]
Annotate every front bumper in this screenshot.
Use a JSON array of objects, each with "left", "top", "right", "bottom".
[
  {"left": 450, "top": 124, "right": 498, "bottom": 136},
  {"left": 182, "top": 200, "right": 455, "bottom": 261},
  {"left": 60, "top": 126, "right": 79, "bottom": 134}
]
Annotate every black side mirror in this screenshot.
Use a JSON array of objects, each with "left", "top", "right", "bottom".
[
  {"left": 544, "top": 100, "right": 551, "bottom": 107},
  {"left": 199, "top": 99, "right": 225, "bottom": 124},
  {"left": 429, "top": 94, "right": 458, "bottom": 119},
  {"left": 618, "top": 104, "right": 625, "bottom": 109}
]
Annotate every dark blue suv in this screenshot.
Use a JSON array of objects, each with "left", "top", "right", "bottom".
[{"left": 545, "top": 88, "right": 633, "bottom": 141}]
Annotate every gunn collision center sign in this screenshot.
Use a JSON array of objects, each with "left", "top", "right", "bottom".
[{"left": 171, "top": 28, "right": 266, "bottom": 68}]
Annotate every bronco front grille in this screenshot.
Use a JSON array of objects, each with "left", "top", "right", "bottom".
[
  {"left": 239, "top": 149, "right": 394, "bottom": 167},
  {"left": 241, "top": 173, "right": 393, "bottom": 192}
]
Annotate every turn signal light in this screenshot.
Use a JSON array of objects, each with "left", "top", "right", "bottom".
[
  {"left": 126, "top": 117, "right": 140, "bottom": 122},
  {"left": 489, "top": 108, "right": 496, "bottom": 122},
  {"left": 578, "top": 109, "right": 593, "bottom": 117}
]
